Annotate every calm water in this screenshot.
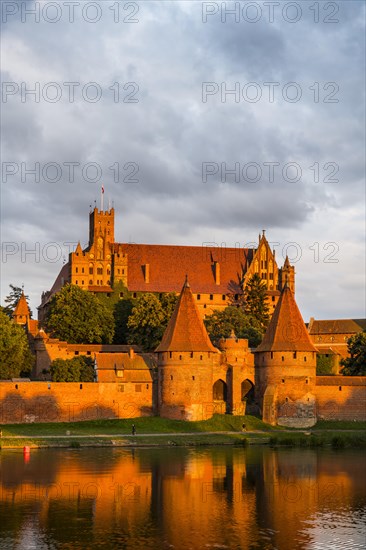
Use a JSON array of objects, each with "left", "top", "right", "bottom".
[{"left": 0, "top": 446, "right": 365, "bottom": 550}]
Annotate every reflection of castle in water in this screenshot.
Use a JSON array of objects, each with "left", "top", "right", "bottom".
[{"left": 0, "top": 448, "right": 365, "bottom": 549}]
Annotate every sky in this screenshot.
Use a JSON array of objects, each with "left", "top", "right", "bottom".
[{"left": 1, "top": 0, "right": 365, "bottom": 321}]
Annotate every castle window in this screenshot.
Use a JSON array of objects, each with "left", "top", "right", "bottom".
[
  {"left": 203, "top": 304, "right": 206, "bottom": 309},
  {"left": 75, "top": 351, "right": 79, "bottom": 355},
  {"left": 15, "top": 384, "right": 18, "bottom": 390},
  {"left": 282, "top": 379, "right": 285, "bottom": 383},
  {"left": 179, "top": 355, "right": 182, "bottom": 360},
  {"left": 271, "top": 352, "right": 273, "bottom": 359},
  {"left": 192, "top": 376, "right": 195, "bottom": 381},
  {"left": 89, "top": 280, "right": 93, "bottom": 285},
  {"left": 269, "top": 273, "right": 273, "bottom": 280},
  {"left": 97, "top": 268, "right": 103, "bottom": 275},
  {"left": 272, "top": 296, "right": 275, "bottom": 302},
  {"left": 304, "top": 357, "right": 307, "bottom": 362},
  {"left": 169, "top": 352, "right": 172, "bottom": 359},
  {"left": 197, "top": 294, "right": 201, "bottom": 300},
  {"left": 200, "top": 355, "right": 203, "bottom": 360},
  {"left": 222, "top": 295, "right": 226, "bottom": 300},
  {"left": 135, "top": 385, "right": 142, "bottom": 392},
  {"left": 190, "top": 352, "right": 193, "bottom": 358},
  {"left": 234, "top": 294, "right": 239, "bottom": 301},
  {"left": 170, "top": 375, "right": 173, "bottom": 380},
  {"left": 76, "top": 280, "right": 78, "bottom": 284},
  {"left": 118, "top": 384, "right": 124, "bottom": 392},
  {"left": 89, "top": 268, "right": 93, "bottom": 274},
  {"left": 285, "top": 397, "right": 288, "bottom": 402},
  {"left": 82, "top": 280, "right": 84, "bottom": 285},
  {"left": 122, "top": 269, "right": 125, "bottom": 275},
  {"left": 281, "top": 356, "right": 284, "bottom": 361},
  {"left": 80, "top": 384, "right": 83, "bottom": 390},
  {"left": 339, "top": 386, "right": 342, "bottom": 391},
  {"left": 146, "top": 384, "right": 149, "bottom": 389},
  {"left": 306, "top": 379, "right": 309, "bottom": 384},
  {"left": 87, "top": 351, "right": 91, "bottom": 355},
  {"left": 293, "top": 352, "right": 297, "bottom": 359},
  {"left": 133, "top": 293, "right": 137, "bottom": 298},
  {"left": 76, "top": 267, "right": 78, "bottom": 273},
  {"left": 209, "top": 294, "right": 213, "bottom": 300},
  {"left": 82, "top": 268, "right": 84, "bottom": 273}
]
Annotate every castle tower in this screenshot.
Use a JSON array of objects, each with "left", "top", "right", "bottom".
[
  {"left": 279, "top": 255, "right": 295, "bottom": 293},
  {"left": 156, "top": 278, "right": 220, "bottom": 420},
  {"left": 254, "top": 284, "right": 317, "bottom": 426},
  {"left": 89, "top": 207, "right": 115, "bottom": 248},
  {"left": 12, "top": 292, "right": 31, "bottom": 326}
]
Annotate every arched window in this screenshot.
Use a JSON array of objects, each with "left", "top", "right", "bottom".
[
  {"left": 213, "top": 379, "right": 227, "bottom": 401},
  {"left": 241, "top": 379, "right": 254, "bottom": 402}
]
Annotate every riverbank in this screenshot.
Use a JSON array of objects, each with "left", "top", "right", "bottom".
[{"left": 1, "top": 415, "right": 365, "bottom": 449}]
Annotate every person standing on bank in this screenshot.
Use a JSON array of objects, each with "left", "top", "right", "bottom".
[{"left": 132, "top": 424, "right": 136, "bottom": 435}]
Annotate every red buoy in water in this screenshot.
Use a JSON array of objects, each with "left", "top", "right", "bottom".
[{"left": 23, "top": 446, "right": 30, "bottom": 463}]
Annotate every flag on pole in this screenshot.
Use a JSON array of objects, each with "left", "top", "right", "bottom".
[{"left": 101, "top": 185, "right": 105, "bottom": 194}]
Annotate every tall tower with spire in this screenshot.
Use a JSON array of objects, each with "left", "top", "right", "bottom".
[
  {"left": 254, "top": 284, "right": 317, "bottom": 426},
  {"left": 279, "top": 256, "right": 295, "bottom": 293},
  {"left": 156, "top": 278, "right": 220, "bottom": 420}
]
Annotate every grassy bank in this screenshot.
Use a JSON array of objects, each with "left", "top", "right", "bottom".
[
  {"left": 0, "top": 416, "right": 365, "bottom": 449},
  {"left": 0, "top": 414, "right": 277, "bottom": 437}
]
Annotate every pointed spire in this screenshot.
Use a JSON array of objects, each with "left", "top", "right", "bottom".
[
  {"left": 283, "top": 255, "right": 291, "bottom": 268},
  {"left": 156, "top": 279, "right": 217, "bottom": 353},
  {"left": 256, "top": 285, "right": 317, "bottom": 352},
  {"left": 13, "top": 292, "right": 31, "bottom": 319}
]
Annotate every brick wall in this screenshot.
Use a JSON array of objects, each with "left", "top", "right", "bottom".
[
  {"left": 315, "top": 376, "right": 366, "bottom": 421},
  {"left": 0, "top": 381, "right": 153, "bottom": 424}
]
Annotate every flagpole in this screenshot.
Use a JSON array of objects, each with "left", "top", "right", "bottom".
[{"left": 101, "top": 186, "right": 104, "bottom": 212}]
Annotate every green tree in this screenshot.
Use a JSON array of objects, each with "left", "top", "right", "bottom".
[
  {"left": 340, "top": 332, "right": 366, "bottom": 376},
  {"left": 44, "top": 284, "right": 114, "bottom": 344},
  {"left": 3, "top": 285, "right": 33, "bottom": 318},
  {"left": 0, "top": 311, "right": 34, "bottom": 379},
  {"left": 316, "top": 354, "right": 334, "bottom": 375},
  {"left": 97, "top": 281, "right": 135, "bottom": 344},
  {"left": 204, "top": 307, "right": 264, "bottom": 347},
  {"left": 127, "top": 293, "right": 172, "bottom": 351},
  {"left": 50, "top": 356, "right": 95, "bottom": 382},
  {"left": 243, "top": 273, "right": 270, "bottom": 329}
]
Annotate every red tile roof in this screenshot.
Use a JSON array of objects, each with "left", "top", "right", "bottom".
[
  {"left": 156, "top": 279, "right": 218, "bottom": 353},
  {"left": 308, "top": 319, "right": 366, "bottom": 335},
  {"left": 256, "top": 285, "right": 318, "bottom": 353},
  {"left": 116, "top": 243, "right": 254, "bottom": 294}
]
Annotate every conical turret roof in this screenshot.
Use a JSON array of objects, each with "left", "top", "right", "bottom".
[
  {"left": 256, "top": 285, "right": 317, "bottom": 352},
  {"left": 13, "top": 292, "right": 31, "bottom": 318},
  {"left": 156, "top": 279, "right": 218, "bottom": 353}
]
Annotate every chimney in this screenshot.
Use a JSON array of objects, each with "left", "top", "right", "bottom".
[
  {"left": 143, "top": 263, "right": 150, "bottom": 283},
  {"left": 129, "top": 348, "right": 135, "bottom": 359},
  {"left": 214, "top": 261, "right": 220, "bottom": 285}
]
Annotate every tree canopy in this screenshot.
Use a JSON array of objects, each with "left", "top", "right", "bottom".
[
  {"left": 50, "top": 356, "right": 95, "bottom": 382},
  {"left": 204, "top": 307, "right": 264, "bottom": 348},
  {"left": 127, "top": 293, "right": 178, "bottom": 351},
  {"left": 3, "top": 285, "right": 33, "bottom": 318},
  {"left": 340, "top": 332, "right": 366, "bottom": 376},
  {"left": 242, "top": 273, "right": 270, "bottom": 329},
  {"left": 44, "top": 284, "right": 114, "bottom": 344},
  {"left": 0, "top": 311, "right": 34, "bottom": 379}
]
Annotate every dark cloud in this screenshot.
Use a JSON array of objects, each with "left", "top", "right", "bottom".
[{"left": 1, "top": 1, "right": 365, "bottom": 319}]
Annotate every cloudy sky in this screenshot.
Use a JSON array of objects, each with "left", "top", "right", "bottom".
[{"left": 1, "top": 0, "right": 365, "bottom": 320}]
